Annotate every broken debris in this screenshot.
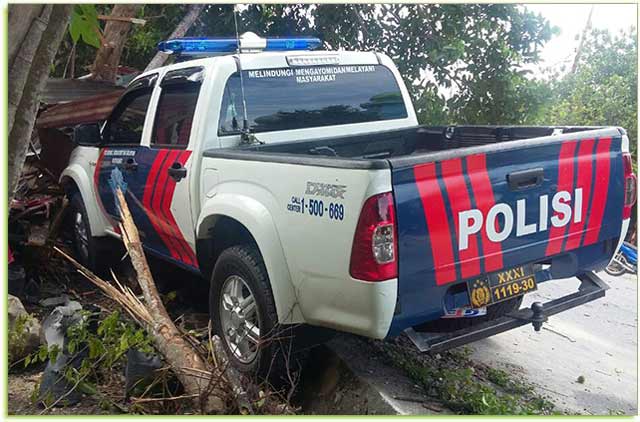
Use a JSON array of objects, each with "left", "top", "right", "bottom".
[
  {"left": 124, "top": 349, "right": 163, "bottom": 399},
  {"left": 41, "top": 299, "right": 83, "bottom": 350}
]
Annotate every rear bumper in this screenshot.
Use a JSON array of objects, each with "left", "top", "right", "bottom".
[
  {"left": 300, "top": 277, "right": 397, "bottom": 339},
  {"left": 405, "top": 271, "right": 609, "bottom": 353}
]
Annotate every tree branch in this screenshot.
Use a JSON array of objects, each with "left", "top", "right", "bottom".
[{"left": 144, "top": 4, "right": 204, "bottom": 72}]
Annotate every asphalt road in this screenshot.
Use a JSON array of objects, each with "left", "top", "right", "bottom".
[{"left": 469, "top": 271, "right": 637, "bottom": 415}]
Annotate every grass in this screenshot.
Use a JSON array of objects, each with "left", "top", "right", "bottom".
[{"left": 374, "top": 340, "right": 557, "bottom": 415}]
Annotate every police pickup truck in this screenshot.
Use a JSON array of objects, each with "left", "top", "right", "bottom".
[{"left": 63, "top": 33, "right": 636, "bottom": 378}]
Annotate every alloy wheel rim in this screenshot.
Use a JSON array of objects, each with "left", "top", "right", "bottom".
[{"left": 219, "top": 275, "right": 260, "bottom": 364}]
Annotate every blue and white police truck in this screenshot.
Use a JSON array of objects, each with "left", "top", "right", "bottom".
[{"left": 62, "top": 32, "right": 636, "bottom": 378}]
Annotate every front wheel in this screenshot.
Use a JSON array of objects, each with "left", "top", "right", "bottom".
[
  {"left": 68, "top": 193, "right": 112, "bottom": 275},
  {"left": 209, "top": 245, "right": 284, "bottom": 380}
]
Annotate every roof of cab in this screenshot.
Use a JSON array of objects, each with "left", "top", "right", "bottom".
[{"left": 130, "top": 50, "right": 382, "bottom": 87}]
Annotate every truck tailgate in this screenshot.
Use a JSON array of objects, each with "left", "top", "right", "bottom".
[{"left": 387, "top": 128, "right": 625, "bottom": 333}]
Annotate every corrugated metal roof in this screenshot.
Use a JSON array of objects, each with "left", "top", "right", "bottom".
[
  {"left": 41, "top": 78, "right": 124, "bottom": 105},
  {"left": 36, "top": 90, "right": 123, "bottom": 129}
]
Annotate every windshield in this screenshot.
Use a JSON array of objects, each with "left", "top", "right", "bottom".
[{"left": 218, "top": 64, "right": 408, "bottom": 135}]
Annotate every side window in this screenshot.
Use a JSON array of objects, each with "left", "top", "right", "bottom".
[
  {"left": 219, "top": 78, "right": 242, "bottom": 135},
  {"left": 104, "top": 88, "right": 153, "bottom": 144},
  {"left": 152, "top": 83, "right": 201, "bottom": 148}
]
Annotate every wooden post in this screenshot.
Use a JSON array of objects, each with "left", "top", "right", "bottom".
[{"left": 90, "top": 4, "right": 141, "bottom": 82}]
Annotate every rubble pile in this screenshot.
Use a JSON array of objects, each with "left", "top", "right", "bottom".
[{"left": 10, "top": 151, "right": 67, "bottom": 251}]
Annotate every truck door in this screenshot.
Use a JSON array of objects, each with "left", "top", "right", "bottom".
[
  {"left": 135, "top": 67, "right": 203, "bottom": 270},
  {"left": 96, "top": 74, "right": 157, "bottom": 233},
  {"left": 97, "top": 69, "right": 202, "bottom": 271}
]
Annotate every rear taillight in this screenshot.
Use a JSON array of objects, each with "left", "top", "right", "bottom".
[
  {"left": 349, "top": 192, "right": 397, "bottom": 281},
  {"left": 623, "top": 152, "right": 636, "bottom": 219}
]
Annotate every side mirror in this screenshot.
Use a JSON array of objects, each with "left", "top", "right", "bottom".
[{"left": 73, "top": 123, "right": 101, "bottom": 146}]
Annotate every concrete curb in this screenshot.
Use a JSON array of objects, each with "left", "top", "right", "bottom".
[{"left": 301, "top": 335, "right": 448, "bottom": 415}]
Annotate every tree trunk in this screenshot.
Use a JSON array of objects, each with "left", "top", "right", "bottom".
[
  {"left": 8, "top": 5, "right": 72, "bottom": 206},
  {"left": 8, "top": 5, "right": 48, "bottom": 70},
  {"left": 90, "top": 4, "right": 141, "bottom": 82},
  {"left": 115, "top": 189, "right": 227, "bottom": 413},
  {"left": 571, "top": 5, "right": 594, "bottom": 74},
  {"left": 8, "top": 4, "right": 52, "bottom": 135},
  {"left": 144, "top": 4, "right": 205, "bottom": 72}
]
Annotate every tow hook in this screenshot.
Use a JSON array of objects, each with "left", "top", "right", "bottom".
[
  {"left": 530, "top": 302, "right": 547, "bottom": 331},
  {"left": 507, "top": 301, "right": 548, "bottom": 332}
]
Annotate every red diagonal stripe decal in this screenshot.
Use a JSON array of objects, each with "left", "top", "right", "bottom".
[
  {"left": 141, "top": 150, "right": 183, "bottom": 262},
  {"left": 152, "top": 150, "right": 186, "bottom": 262},
  {"left": 546, "top": 141, "right": 578, "bottom": 256},
  {"left": 143, "top": 149, "right": 168, "bottom": 209},
  {"left": 565, "top": 139, "right": 595, "bottom": 250},
  {"left": 583, "top": 137, "right": 612, "bottom": 246},
  {"left": 441, "top": 158, "right": 481, "bottom": 279},
  {"left": 414, "top": 162, "right": 457, "bottom": 285},
  {"left": 466, "top": 153, "right": 503, "bottom": 272},
  {"left": 160, "top": 151, "right": 197, "bottom": 266}
]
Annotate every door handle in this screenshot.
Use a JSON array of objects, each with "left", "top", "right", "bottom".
[
  {"left": 123, "top": 158, "right": 138, "bottom": 172},
  {"left": 507, "top": 168, "right": 544, "bottom": 191},
  {"left": 168, "top": 162, "right": 187, "bottom": 181}
]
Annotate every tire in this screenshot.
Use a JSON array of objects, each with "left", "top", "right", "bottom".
[
  {"left": 209, "top": 245, "right": 292, "bottom": 382},
  {"left": 414, "top": 296, "right": 524, "bottom": 333},
  {"left": 68, "top": 193, "right": 111, "bottom": 275}
]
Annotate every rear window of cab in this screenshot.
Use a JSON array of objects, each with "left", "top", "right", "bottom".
[{"left": 218, "top": 64, "right": 408, "bottom": 135}]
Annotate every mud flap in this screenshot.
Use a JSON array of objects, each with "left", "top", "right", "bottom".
[{"left": 405, "top": 271, "right": 609, "bottom": 353}]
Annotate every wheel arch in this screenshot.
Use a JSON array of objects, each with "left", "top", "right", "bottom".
[
  {"left": 60, "top": 165, "right": 109, "bottom": 237},
  {"left": 196, "top": 194, "right": 304, "bottom": 324}
]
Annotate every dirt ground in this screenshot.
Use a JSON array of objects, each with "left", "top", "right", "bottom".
[
  {"left": 8, "top": 246, "right": 637, "bottom": 416},
  {"left": 8, "top": 371, "right": 111, "bottom": 415},
  {"left": 7, "top": 251, "right": 208, "bottom": 416}
]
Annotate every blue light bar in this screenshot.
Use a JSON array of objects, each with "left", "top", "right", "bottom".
[
  {"left": 158, "top": 37, "right": 238, "bottom": 55},
  {"left": 157, "top": 36, "right": 322, "bottom": 56},
  {"left": 265, "top": 37, "right": 322, "bottom": 51}
]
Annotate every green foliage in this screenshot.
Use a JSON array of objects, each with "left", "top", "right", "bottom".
[
  {"left": 53, "top": 4, "right": 554, "bottom": 126},
  {"left": 229, "top": 4, "right": 556, "bottom": 125},
  {"left": 538, "top": 28, "right": 637, "bottom": 163},
  {"left": 67, "top": 310, "right": 153, "bottom": 369},
  {"left": 25, "top": 310, "right": 153, "bottom": 395},
  {"left": 122, "top": 5, "right": 191, "bottom": 71},
  {"left": 69, "top": 5, "right": 101, "bottom": 48},
  {"left": 24, "top": 344, "right": 60, "bottom": 368},
  {"left": 9, "top": 313, "right": 37, "bottom": 364},
  {"left": 53, "top": 4, "right": 636, "bottom": 146},
  {"left": 52, "top": 4, "right": 111, "bottom": 76},
  {"left": 486, "top": 367, "right": 510, "bottom": 388}
]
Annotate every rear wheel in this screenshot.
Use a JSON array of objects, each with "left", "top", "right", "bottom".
[
  {"left": 414, "top": 296, "right": 524, "bottom": 333},
  {"left": 209, "top": 245, "right": 290, "bottom": 381},
  {"left": 219, "top": 274, "right": 262, "bottom": 365}
]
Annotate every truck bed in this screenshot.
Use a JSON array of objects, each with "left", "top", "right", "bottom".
[
  {"left": 204, "top": 124, "right": 627, "bottom": 336},
  {"left": 204, "top": 125, "right": 612, "bottom": 169}
]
